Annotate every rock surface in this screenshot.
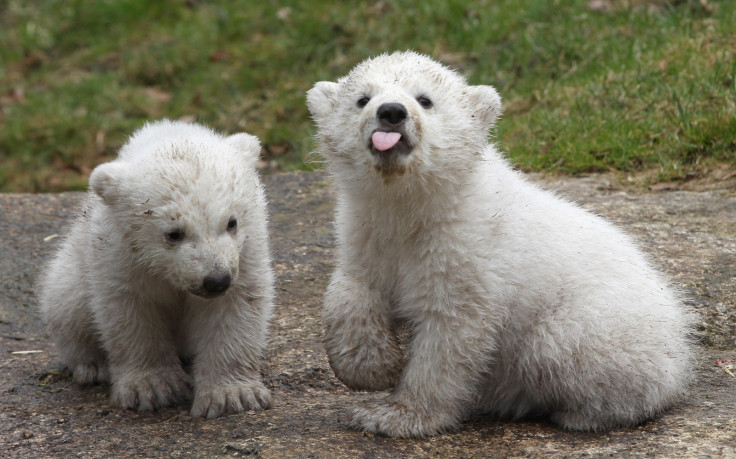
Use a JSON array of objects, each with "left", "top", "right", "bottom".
[{"left": 1, "top": 171, "right": 735, "bottom": 458}]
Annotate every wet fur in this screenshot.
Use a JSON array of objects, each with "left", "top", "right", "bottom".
[
  {"left": 39, "top": 120, "right": 275, "bottom": 418},
  {"left": 307, "top": 51, "right": 695, "bottom": 438}
]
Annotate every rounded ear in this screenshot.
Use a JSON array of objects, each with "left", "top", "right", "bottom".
[
  {"left": 466, "top": 85, "right": 503, "bottom": 126},
  {"left": 306, "top": 81, "right": 340, "bottom": 120},
  {"left": 89, "top": 162, "right": 130, "bottom": 206},
  {"left": 226, "top": 133, "right": 261, "bottom": 168}
]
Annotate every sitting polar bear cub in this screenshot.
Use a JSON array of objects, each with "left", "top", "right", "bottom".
[
  {"left": 39, "top": 120, "right": 274, "bottom": 419},
  {"left": 307, "top": 51, "right": 694, "bottom": 438}
]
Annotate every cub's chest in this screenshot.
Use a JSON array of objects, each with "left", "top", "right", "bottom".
[{"left": 362, "top": 222, "right": 467, "bottom": 274}]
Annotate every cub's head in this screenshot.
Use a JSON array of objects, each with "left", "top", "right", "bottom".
[
  {"left": 307, "top": 51, "right": 501, "bottom": 180},
  {"left": 89, "top": 120, "right": 265, "bottom": 299}
]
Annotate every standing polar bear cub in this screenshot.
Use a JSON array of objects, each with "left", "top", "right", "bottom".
[
  {"left": 308, "top": 51, "right": 694, "bottom": 438},
  {"left": 39, "top": 120, "right": 274, "bottom": 419}
]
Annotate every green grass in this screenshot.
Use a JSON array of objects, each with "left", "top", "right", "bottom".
[{"left": 1, "top": 0, "right": 734, "bottom": 191}]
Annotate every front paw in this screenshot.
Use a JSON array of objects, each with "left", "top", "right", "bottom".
[
  {"left": 324, "top": 325, "right": 404, "bottom": 391},
  {"left": 323, "top": 274, "right": 403, "bottom": 391},
  {"left": 327, "top": 347, "right": 403, "bottom": 391},
  {"left": 347, "top": 399, "right": 456, "bottom": 438},
  {"left": 191, "top": 382, "right": 272, "bottom": 419},
  {"left": 110, "top": 367, "right": 193, "bottom": 412},
  {"left": 72, "top": 361, "right": 109, "bottom": 385}
]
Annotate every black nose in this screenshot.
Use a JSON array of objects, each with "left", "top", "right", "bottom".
[
  {"left": 203, "top": 274, "right": 231, "bottom": 295},
  {"left": 377, "top": 103, "right": 407, "bottom": 126}
]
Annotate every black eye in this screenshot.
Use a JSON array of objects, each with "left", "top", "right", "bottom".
[
  {"left": 357, "top": 97, "right": 370, "bottom": 108},
  {"left": 227, "top": 217, "right": 238, "bottom": 232},
  {"left": 417, "top": 96, "right": 433, "bottom": 109},
  {"left": 165, "top": 229, "right": 185, "bottom": 244}
]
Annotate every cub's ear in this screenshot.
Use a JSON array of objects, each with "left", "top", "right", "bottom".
[
  {"left": 226, "top": 133, "right": 261, "bottom": 168},
  {"left": 466, "top": 85, "right": 502, "bottom": 126},
  {"left": 89, "top": 162, "right": 131, "bottom": 206},
  {"left": 306, "top": 81, "right": 340, "bottom": 120}
]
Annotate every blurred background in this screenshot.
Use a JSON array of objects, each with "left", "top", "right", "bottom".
[{"left": 0, "top": 0, "right": 734, "bottom": 192}]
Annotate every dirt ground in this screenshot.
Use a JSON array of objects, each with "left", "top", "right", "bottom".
[{"left": 1, "top": 171, "right": 735, "bottom": 458}]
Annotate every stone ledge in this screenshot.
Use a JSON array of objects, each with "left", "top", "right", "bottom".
[{"left": 1, "top": 171, "right": 734, "bottom": 457}]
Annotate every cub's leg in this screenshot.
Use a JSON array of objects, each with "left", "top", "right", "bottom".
[
  {"left": 40, "top": 247, "right": 108, "bottom": 385},
  {"left": 323, "top": 268, "right": 403, "bottom": 391},
  {"left": 92, "top": 290, "right": 192, "bottom": 412},
  {"left": 348, "top": 273, "right": 499, "bottom": 438},
  {"left": 189, "top": 295, "right": 272, "bottom": 419}
]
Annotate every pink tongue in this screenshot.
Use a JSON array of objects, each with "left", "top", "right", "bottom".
[{"left": 372, "top": 131, "right": 401, "bottom": 151}]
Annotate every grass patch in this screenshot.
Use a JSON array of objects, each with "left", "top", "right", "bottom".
[{"left": 0, "top": 0, "right": 734, "bottom": 191}]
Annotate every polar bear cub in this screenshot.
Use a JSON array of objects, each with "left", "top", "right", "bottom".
[
  {"left": 307, "top": 51, "right": 694, "bottom": 438},
  {"left": 39, "top": 119, "right": 274, "bottom": 418}
]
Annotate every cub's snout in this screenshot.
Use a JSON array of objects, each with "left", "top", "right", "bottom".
[
  {"left": 377, "top": 103, "right": 407, "bottom": 126},
  {"left": 201, "top": 272, "right": 232, "bottom": 298},
  {"left": 371, "top": 102, "right": 413, "bottom": 161}
]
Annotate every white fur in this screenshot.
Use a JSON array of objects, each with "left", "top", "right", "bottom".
[
  {"left": 39, "top": 119, "right": 274, "bottom": 418},
  {"left": 307, "top": 51, "right": 695, "bottom": 438}
]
